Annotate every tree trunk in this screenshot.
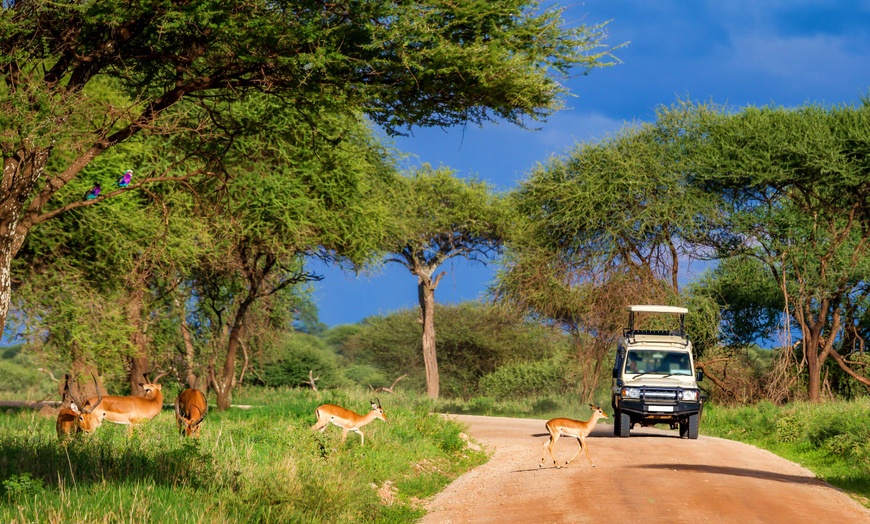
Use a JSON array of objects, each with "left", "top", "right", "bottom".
[
  {"left": 417, "top": 270, "right": 443, "bottom": 399},
  {"left": 176, "top": 295, "right": 200, "bottom": 389},
  {"left": 0, "top": 152, "right": 53, "bottom": 338},
  {"left": 125, "top": 284, "right": 151, "bottom": 395},
  {"left": 0, "top": 237, "right": 15, "bottom": 341},
  {"left": 799, "top": 312, "right": 829, "bottom": 403},
  {"left": 806, "top": 343, "right": 821, "bottom": 401},
  {"left": 213, "top": 294, "right": 255, "bottom": 410}
]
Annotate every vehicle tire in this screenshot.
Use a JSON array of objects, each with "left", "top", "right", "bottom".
[
  {"left": 679, "top": 420, "right": 688, "bottom": 438},
  {"left": 687, "top": 413, "right": 699, "bottom": 440},
  {"left": 613, "top": 410, "right": 622, "bottom": 436},
  {"left": 618, "top": 411, "right": 631, "bottom": 438}
]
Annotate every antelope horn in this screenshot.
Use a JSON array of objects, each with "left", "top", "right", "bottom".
[
  {"left": 147, "top": 369, "right": 169, "bottom": 383},
  {"left": 66, "top": 374, "right": 84, "bottom": 408},
  {"left": 174, "top": 396, "right": 184, "bottom": 421},
  {"left": 190, "top": 404, "right": 207, "bottom": 426},
  {"left": 84, "top": 374, "right": 102, "bottom": 413}
]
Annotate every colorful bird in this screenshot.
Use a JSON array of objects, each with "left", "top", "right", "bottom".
[
  {"left": 83, "top": 183, "right": 101, "bottom": 201},
  {"left": 117, "top": 169, "right": 133, "bottom": 188}
]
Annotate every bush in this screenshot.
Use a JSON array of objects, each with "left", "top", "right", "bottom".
[
  {"left": 255, "top": 334, "right": 349, "bottom": 389},
  {"left": 478, "top": 358, "right": 567, "bottom": 398},
  {"left": 0, "top": 360, "right": 46, "bottom": 397},
  {"left": 343, "top": 364, "right": 387, "bottom": 389}
]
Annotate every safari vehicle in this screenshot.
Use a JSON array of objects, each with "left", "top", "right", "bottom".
[{"left": 611, "top": 305, "right": 704, "bottom": 439}]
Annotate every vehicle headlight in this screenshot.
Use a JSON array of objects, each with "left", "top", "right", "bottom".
[
  {"left": 621, "top": 387, "right": 640, "bottom": 399},
  {"left": 681, "top": 389, "right": 699, "bottom": 401}
]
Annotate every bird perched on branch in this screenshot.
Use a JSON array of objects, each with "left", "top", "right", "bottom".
[
  {"left": 83, "top": 183, "right": 101, "bottom": 201},
  {"left": 117, "top": 169, "right": 133, "bottom": 188}
]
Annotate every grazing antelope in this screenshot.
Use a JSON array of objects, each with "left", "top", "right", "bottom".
[
  {"left": 175, "top": 388, "right": 208, "bottom": 438},
  {"left": 540, "top": 404, "right": 609, "bottom": 468},
  {"left": 311, "top": 399, "right": 387, "bottom": 446},
  {"left": 73, "top": 373, "right": 165, "bottom": 437},
  {"left": 56, "top": 374, "right": 81, "bottom": 441}
]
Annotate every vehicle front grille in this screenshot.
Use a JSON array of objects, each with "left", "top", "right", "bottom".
[{"left": 640, "top": 388, "right": 678, "bottom": 402}]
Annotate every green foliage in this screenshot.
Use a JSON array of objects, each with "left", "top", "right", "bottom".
[
  {"left": 1, "top": 344, "right": 23, "bottom": 360},
  {"left": 1, "top": 0, "right": 618, "bottom": 386},
  {"left": 681, "top": 100, "right": 870, "bottom": 399},
  {"left": 2, "top": 473, "right": 45, "bottom": 501},
  {"left": 255, "top": 334, "right": 349, "bottom": 389},
  {"left": 0, "top": 388, "right": 487, "bottom": 522},
  {"left": 689, "top": 256, "right": 785, "bottom": 347},
  {"left": 343, "top": 364, "right": 388, "bottom": 389},
  {"left": 478, "top": 358, "right": 569, "bottom": 398},
  {"left": 0, "top": 360, "right": 39, "bottom": 393}
]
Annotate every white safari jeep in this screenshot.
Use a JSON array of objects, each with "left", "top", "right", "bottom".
[{"left": 611, "top": 305, "right": 704, "bottom": 439}]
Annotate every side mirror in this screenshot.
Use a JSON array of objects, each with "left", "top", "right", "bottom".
[
  {"left": 696, "top": 370, "right": 704, "bottom": 382},
  {"left": 612, "top": 368, "right": 620, "bottom": 379}
]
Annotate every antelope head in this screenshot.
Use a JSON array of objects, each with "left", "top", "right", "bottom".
[{"left": 68, "top": 374, "right": 104, "bottom": 434}]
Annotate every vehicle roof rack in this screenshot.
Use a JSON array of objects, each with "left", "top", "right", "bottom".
[{"left": 624, "top": 305, "right": 688, "bottom": 345}]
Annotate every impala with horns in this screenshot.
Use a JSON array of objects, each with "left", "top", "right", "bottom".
[
  {"left": 56, "top": 374, "right": 82, "bottom": 441},
  {"left": 72, "top": 372, "right": 167, "bottom": 436},
  {"left": 311, "top": 399, "right": 387, "bottom": 446},
  {"left": 175, "top": 388, "right": 208, "bottom": 437},
  {"left": 540, "top": 404, "right": 609, "bottom": 468}
]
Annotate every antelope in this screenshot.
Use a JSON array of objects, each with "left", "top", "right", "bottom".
[
  {"left": 175, "top": 388, "right": 208, "bottom": 437},
  {"left": 56, "top": 374, "right": 81, "bottom": 441},
  {"left": 72, "top": 373, "right": 165, "bottom": 437},
  {"left": 311, "top": 399, "right": 387, "bottom": 446},
  {"left": 540, "top": 404, "right": 609, "bottom": 468}
]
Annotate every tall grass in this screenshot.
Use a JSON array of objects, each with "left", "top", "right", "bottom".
[{"left": 0, "top": 388, "right": 487, "bottom": 523}]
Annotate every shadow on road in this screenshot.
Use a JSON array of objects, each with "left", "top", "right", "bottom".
[{"left": 634, "top": 463, "right": 823, "bottom": 485}]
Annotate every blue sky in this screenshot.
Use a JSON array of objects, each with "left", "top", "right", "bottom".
[{"left": 310, "top": 0, "right": 870, "bottom": 328}]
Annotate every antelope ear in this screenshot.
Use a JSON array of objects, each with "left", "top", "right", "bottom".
[{"left": 70, "top": 403, "right": 80, "bottom": 413}]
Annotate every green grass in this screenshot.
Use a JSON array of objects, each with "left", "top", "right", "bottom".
[
  {"left": 6, "top": 383, "right": 867, "bottom": 520},
  {"left": 700, "top": 399, "right": 870, "bottom": 507},
  {"left": 0, "top": 388, "right": 487, "bottom": 523}
]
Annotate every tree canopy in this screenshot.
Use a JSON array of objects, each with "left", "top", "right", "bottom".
[{"left": 0, "top": 0, "right": 618, "bottom": 342}]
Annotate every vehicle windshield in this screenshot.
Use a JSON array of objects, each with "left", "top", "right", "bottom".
[{"left": 625, "top": 350, "right": 692, "bottom": 376}]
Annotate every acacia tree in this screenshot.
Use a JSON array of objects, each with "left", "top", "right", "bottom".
[
  {"left": 0, "top": 0, "right": 617, "bottom": 344},
  {"left": 384, "top": 167, "right": 512, "bottom": 398},
  {"left": 684, "top": 101, "right": 870, "bottom": 401},
  {"left": 499, "top": 119, "right": 718, "bottom": 399},
  {"left": 10, "top": 143, "right": 205, "bottom": 392},
  {"left": 185, "top": 96, "right": 397, "bottom": 410}
]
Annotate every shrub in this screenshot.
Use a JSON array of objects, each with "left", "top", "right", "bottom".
[
  {"left": 256, "top": 334, "right": 349, "bottom": 389},
  {"left": 0, "top": 360, "right": 43, "bottom": 395},
  {"left": 478, "top": 358, "right": 567, "bottom": 398},
  {"left": 343, "top": 364, "right": 387, "bottom": 389}
]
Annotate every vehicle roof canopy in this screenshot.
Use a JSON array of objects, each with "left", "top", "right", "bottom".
[{"left": 626, "top": 305, "right": 689, "bottom": 314}]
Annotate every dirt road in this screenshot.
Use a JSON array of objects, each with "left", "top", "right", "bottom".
[{"left": 421, "top": 415, "right": 870, "bottom": 524}]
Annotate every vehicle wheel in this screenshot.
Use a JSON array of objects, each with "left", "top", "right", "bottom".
[
  {"left": 618, "top": 411, "right": 631, "bottom": 438},
  {"left": 687, "top": 413, "right": 699, "bottom": 440},
  {"left": 613, "top": 410, "right": 622, "bottom": 436}
]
